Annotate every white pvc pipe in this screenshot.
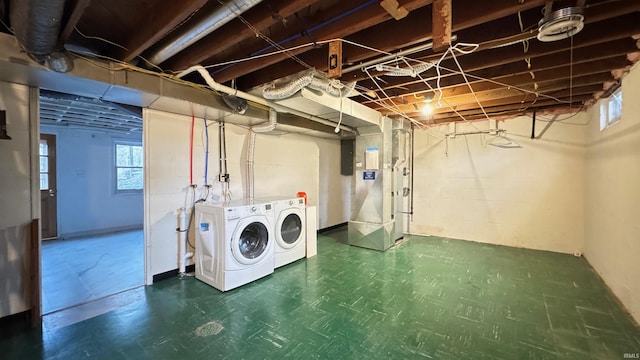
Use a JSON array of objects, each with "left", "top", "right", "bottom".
[
  {"left": 177, "top": 207, "right": 188, "bottom": 274},
  {"left": 247, "top": 108, "right": 277, "bottom": 200},
  {"left": 175, "top": 65, "right": 355, "bottom": 133},
  {"left": 247, "top": 130, "right": 256, "bottom": 200}
]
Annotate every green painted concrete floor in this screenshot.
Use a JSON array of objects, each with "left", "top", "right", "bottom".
[{"left": 2, "top": 229, "right": 640, "bottom": 359}]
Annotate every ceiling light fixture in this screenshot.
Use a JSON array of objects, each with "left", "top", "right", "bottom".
[
  {"left": 537, "top": 7, "right": 584, "bottom": 42},
  {"left": 422, "top": 103, "right": 434, "bottom": 116}
]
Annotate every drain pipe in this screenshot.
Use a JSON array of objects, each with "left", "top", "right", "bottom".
[
  {"left": 176, "top": 66, "right": 356, "bottom": 134},
  {"left": 177, "top": 207, "right": 193, "bottom": 274},
  {"left": 247, "top": 108, "right": 277, "bottom": 200},
  {"left": 149, "top": 0, "right": 263, "bottom": 65}
]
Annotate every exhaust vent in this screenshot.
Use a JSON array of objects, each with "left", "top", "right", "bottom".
[
  {"left": 221, "top": 94, "right": 248, "bottom": 114},
  {"left": 537, "top": 7, "right": 584, "bottom": 42}
]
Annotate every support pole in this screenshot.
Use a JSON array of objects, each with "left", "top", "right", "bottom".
[{"left": 531, "top": 110, "right": 537, "bottom": 139}]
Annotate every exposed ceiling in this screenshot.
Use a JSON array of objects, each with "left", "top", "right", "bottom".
[
  {"left": 1, "top": 0, "right": 639, "bottom": 127},
  {"left": 40, "top": 91, "right": 143, "bottom": 133}
]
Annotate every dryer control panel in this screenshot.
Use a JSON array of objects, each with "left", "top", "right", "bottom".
[{"left": 225, "top": 203, "right": 273, "bottom": 219}]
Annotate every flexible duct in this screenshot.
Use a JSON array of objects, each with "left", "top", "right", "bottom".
[
  {"left": 263, "top": 71, "right": 356, "bottom": 100},
  {"left": 376, "top": 62, "right": 435, "bottom": 77},
  {"left": 247, "top": 108, "right": 277, "bottom": 200},
  {"left": 10, "top": 0, "right": 74, "bottom": 72},
  {"left": 176, "top": 65, "right": 355, "bottom": 133},
  {"left": 149, "top": 0, "right": 262, "bottom": 65}
]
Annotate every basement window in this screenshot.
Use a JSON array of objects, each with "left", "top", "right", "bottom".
[
  {"left": 115, "top": 141, "right": 143, "bottom": 192},
  {"left": 599, "top": 88, "right": 622, "bottom": 130}
]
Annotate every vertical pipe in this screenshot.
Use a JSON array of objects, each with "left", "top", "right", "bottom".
[
  {"left": 222, "top": 122, "right": 228, "bottom": 176},
  {"left": 189, "top": 114, "right": 195, "bottom": 184},
  {"left": 409, "top": 124, "right": 415, "bottom": 222},
  {"left": 218, "top": 122, "right": 224, "bottom": 178},
  {"left": 203, "top": 115, "right": 209, "bottom": 184},
  {"left": 247, "top": 131, "right": 256, "bottom": 200},
  {"left": 177, "top": 208, "right": 187, "bottom": 274},
  {"left": 531, "top": 110, "right": 537, "bottom": 139}
]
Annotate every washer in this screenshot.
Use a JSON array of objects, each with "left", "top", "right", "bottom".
[
  {"left": 194, "top": 199, "right": 275, "bottom": 291},
  {"left": 259, "top": 196, "right": 306, "bottom": 268}
]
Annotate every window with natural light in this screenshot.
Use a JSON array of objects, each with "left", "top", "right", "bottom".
[
  {"left": 115, "top": 141, "right": 143, "bottom": 191},
  {"left": 599, "top": 88, "right": 622, "bottom": 130},
  {"left": 39, "top": 139, "right": 49, "bottom": 190}
]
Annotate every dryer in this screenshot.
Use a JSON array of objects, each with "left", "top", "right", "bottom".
[
  {"left": 195, "top": 200, "right": 275, "bottom": 291},
  {"left": 259, "top": 196, "right": 306, "bottom": 268}
]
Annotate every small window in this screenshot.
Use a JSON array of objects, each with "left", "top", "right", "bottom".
[
  {"left": 39, "top": 139, "right": 49, "bottom": 190},
  {"left": 600, "top": 88, "right": 622, "bottom": 130},
  {"left": 115, "top": 141, "right": 143, "bottom": 191}
]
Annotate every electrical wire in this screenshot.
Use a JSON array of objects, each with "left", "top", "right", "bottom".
[
  {"left": 0, "top": 17, "right": 14, "bottom": 35},
  {"left": 64, "top": 25, "right": 585, "bottom": 134},
  {"left": 235, "top": 13, "right": 312, "bottom": 70},
  {"left": 75, "top": 26, "right": 127, "bottom": 51},
  {"left": 73, "top": 27, "right": 165, "bottom": 72},
  {"left": 569, "top": 35, "right": 574, "bottom": 110},
  {"left": 435, "top": 64, "right": 570, "bottom": 104}
]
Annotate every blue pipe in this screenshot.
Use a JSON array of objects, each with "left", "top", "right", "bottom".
[
  {"left": 212, "top": 0, "right": 378, "bottom": 75},
  {"left": 203, "top": 115, "right": 209, "bottom": 185}
]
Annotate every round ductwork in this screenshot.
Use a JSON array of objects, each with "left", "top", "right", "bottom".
[{"left": 537, "top": 7, "right": 584, "bottom": 42}]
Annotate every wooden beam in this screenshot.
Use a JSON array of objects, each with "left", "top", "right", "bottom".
[
  {"left": 119, "top": 0, "right": 208, "bottom": 63},
  {"left": 379, "top": 83, "right": 600, "bottom": 115},
  {"left": 354, "top": 14, "right": 640, "bottom": 91},
  {"left": 380, "top": 0, "right": 409, "bottom": 20},
  {"left": 165, "top": 0, "right": 318, "bottom": 71},
  {"left": 213, "top": 0, "right": 434, "bottom": 83},
  {"left": 241, "top": 0, "right": 548, "bottom": 89},
  {"left": 59, "top": 0, "right": 92, "bottom": 44},
  {"left": 416, "top": 94, "right": 592, "bottom": 123},
  {"left": 368, "top": 72, "right": 614, "bottom": 110},
  {"left": 357, "top": 38, "right": 637, "bottom": 100},
  {"left": 328, "top": 40, "right": 343, "bottom": 78},
  {"left": 432, "top": 0, "right": 451, "bottom": 51}
]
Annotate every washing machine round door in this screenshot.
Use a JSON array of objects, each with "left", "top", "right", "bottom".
[
  {"left": 276, "top": 210, "right": 303, "bottom": 249},
  {"left": 231, "top": 218, "right": 271, "bottom": 265}
]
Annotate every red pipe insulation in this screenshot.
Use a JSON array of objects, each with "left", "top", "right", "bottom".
[{"left": 190, "top": 114, "right": 195, "bottom": 184}]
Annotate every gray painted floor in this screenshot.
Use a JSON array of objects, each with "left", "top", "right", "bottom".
[{"left": 41, "top": 230, "right": 144, "bottom": 314}]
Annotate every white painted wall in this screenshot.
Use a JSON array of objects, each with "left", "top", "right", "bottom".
[
  {"left": 585, "top": 63, "right": 640, "bottom": 323},
  {"left": 0, "top": 82, "right": 36, "bottom": 318},
  {"left": 143, "top": 109, "right": 327, "bottom": 283},
  {"left": 410, "top": 115, "right": 587, "bottom": 254},
  {"left": 316, "top": 138, "right": 351, "bottom": 228},
  {"left": 40, "top": 126, "right": 143, "bottom": 238}
]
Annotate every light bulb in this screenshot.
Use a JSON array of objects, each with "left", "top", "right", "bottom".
[{"left": 422, "top": 103, "right": 434, "bottom": 115}]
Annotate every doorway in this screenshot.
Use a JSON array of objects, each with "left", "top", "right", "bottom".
[
  {"left": 39, "top": 134, "right": 57, "bottom": 239},
  {"left": 38, "top": 90, "right": 145, "bottom": 314}
]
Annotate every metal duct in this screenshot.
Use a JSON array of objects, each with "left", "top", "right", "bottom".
[
  {"left": 149, "top": 0, "right": 263, "bottom": 65},
  {"left": 176, "top": 65, "right": 356, "bottom": 133},
  {"left": 10, "top": 0, "right": 73, "bottom": 72},
  {"left": 263, "top": 71, "right": 356, "bottom": 100},
  {"left": 376, "top": 62, "right": 435, "bottom": 77},
  {"left": 221, "top": 94, "right": 248, "bottom": 114}
]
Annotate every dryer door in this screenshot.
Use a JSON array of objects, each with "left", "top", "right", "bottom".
[
  {"left": 276, "top": 209, "right": 304, "bottom": 249},
  {"left": 231, "top": 216, "right": 271, "bottom": 265}
]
